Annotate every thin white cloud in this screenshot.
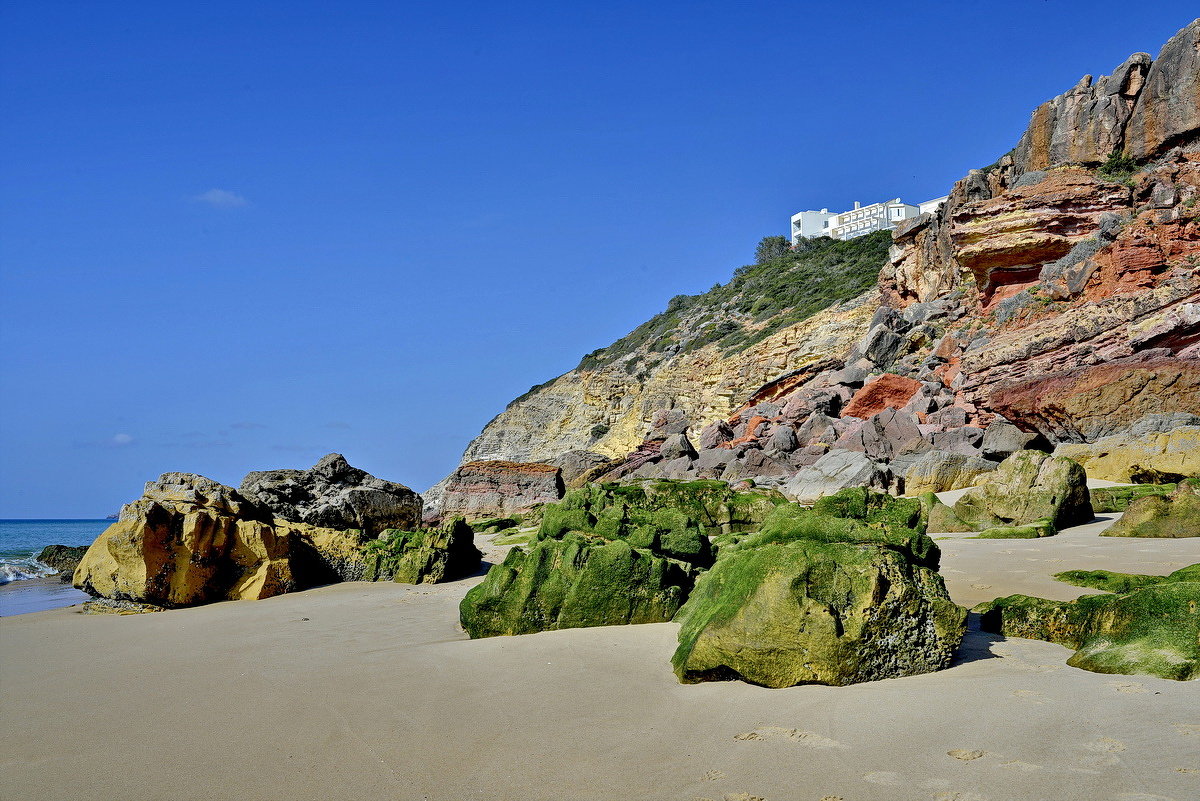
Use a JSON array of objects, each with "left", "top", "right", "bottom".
[
  {"left": 193, "top": 188, "right": 248, "bottom": 208},
  {"left": 230, "top": 421, "right": 267, "bottom": 430},
  {"left": 111, "top": 433, "right": 134, "bottom": 446}
]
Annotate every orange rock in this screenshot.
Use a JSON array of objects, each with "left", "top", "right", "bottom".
[
  {"left": 725, "top": 416, "right": 770, "bottom": 447},
  {"left": 842, "top": 374, "right": 923, "bottom": 419}
]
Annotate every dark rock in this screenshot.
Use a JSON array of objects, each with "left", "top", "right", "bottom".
[
  {"left": 36, "top": 545, "right": 88, "bottom": 581},
  {"left": 982, "top": 423, "right": 1043, "bottom": 461},
  {"left": 660, "top": 432, "right": 698, "bottom": 461},
  {"left": 240, "top": 453, "right": 421, "bottom": 537},
  {"left": 697, "top": 420, "right": 734, "bottom": 450}
]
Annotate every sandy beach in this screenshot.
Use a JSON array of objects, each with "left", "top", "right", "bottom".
[{"left": 2, "top": 518, "right": 1198, "bottom": 801}]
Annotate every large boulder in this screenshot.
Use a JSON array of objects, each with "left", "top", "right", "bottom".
[
  {"left": 782, "top": 450, "right": 890, "bottom": 504},
  {"left": 1103, "top": 479, "right": 1200, "bottom": 538},
  {"left": 903, "top": 451, "right": 997, "bottom": 495},
  {"left": 459, "top": 535, "right": 691, "bottom": 638},
  {"left": 362, "top": 518, "right": 482, "bottom": 583},
  {"left": 430, "top": 460, "right": 564, "bottom": 521},
  {"left": 1054, "top": 425, "right": 1200, "bottom": 483},
  {"left": 240, "top": 453, "right": 421, "bottom": 536},
  {"left": 977, "top": 575, "right": 1200, "bottom": 681},
  {"left": 672, "top": 500, "right": 965, "bottom": 688},
  {"left": 951, "top": 450, "right": 1092, "bottom": 530},
  {"left": 74, "top": 474, "right": 300, "bottom": 606}
]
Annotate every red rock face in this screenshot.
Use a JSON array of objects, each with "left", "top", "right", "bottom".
[
  {"left": 950, "top": 169, "right": 1132, "bottom": 304},
  {"left": 841, "top": 374, "right": 922, "bottom": 419},
  {"left": 437, "top": 460, "right": 564, "bottom": 520},
  {"left": 725, "top": 416, "right": 771, "bottom": 447},
  {"left": 987, "top": 357, "right": 1200, "bottom": 441}
]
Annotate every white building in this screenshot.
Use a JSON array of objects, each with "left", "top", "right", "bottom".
[{"left": 790, "top": 195, "right": 948, "bottom": 244}]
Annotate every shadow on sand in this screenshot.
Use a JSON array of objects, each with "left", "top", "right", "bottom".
[{"left": 951, "top": 612, "right": 1006, "bottom": 666}]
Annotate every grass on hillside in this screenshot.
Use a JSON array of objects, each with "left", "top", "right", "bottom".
[{"left": 576, "top": 230, "right": 890, "bottom": 371}]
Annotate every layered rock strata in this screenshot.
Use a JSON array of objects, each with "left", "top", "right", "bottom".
[{"left": 426, "top": 460, "right": 563, "bottom": 522}]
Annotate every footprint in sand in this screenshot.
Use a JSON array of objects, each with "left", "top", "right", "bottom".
[
  {"left": 970, "top": 583, "right": 992, "bottom": 590},
  {"left": 722, "top": 794, "right": 765, "bottom": 801},
  {"left": 1108, "top": 681, "right": 1148, "bottom": 693},
  {"left": 999, "top": 760, "right": 1041, "bottom": 772},
  {"left": 701, "top": 770, "right": 726, "bottom": 781},
  {"left": 947, "top": 749, "right": 986, "bottom": 761},
  {"left": 733, "top": 727, "right": 847, "bottom": 749},
  {"left": 1175, "top": 767, "right": 1199, "bottom": 774},
  {"left": 863, "top": 771, "right": 902, "bottom": 785},
  {"left": 819, "top": 797, "right": 844, "bottom": 801},
  {"left": 1173, "top": 723, "right": 1200, "bottom": 736},
  {"left": 1084, "top": 737, "right": 1127, "bottom": 753}
]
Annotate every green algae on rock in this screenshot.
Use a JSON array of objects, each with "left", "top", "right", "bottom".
[
  {"left": 361, "top": 518, "right": 481, "bottom": 584},
  {"left": 460, "top": 479, "right": 779, "bottom": 638},
  {"left": 671, "top": 504, "right": 965, "bottom": 688},
  {"left": 1102, "top": 479, "right": 1200, "bottom": 538},
  {"left": 976, "top": 568, "right": 1200, "bottom": 681},
  {"left": 974, "top": 518, "right": 1057, "bottom": 539},
  {"left": 459, "top": 533, "right": 693, "bottom": 638},
  {"left": 951, "top": 450, "right": 1092, "bottom": 531},
  {"left": 1054, "top": 564, "right": 1200, "bottom": 593},
  {"left": 1089, "top": 483, "right": 1176, "bottom": 514}
]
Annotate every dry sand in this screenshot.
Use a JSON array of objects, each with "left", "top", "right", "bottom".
[{"left": 2, "top": 519, "right": 1199, "bottom": 801}]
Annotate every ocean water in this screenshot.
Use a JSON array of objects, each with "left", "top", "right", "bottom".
[
  {"left": 0, "top": 519, "right": 109, "bottom": 583},
  {"left": 0, "top": 520, "right": 109, "bottom": 616}
]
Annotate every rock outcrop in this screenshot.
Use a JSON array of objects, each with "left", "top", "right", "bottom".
[
  {"left": 36, "top": 545, "right": 88, "bottom": 581},
  {"left": 672, "top": 493, "right": 965, "bottom": 687},
  {"left": 1055, "top": 422, "right": 1200, "bottom": 482},
  {"left": 74, "top": 474, "right": 300, "bottom": 606},
  {"left": 459, "top": 481, "right": 782, "bottom": 638},
  {"left": 950, "top": 450, "right": 1092, "bottom": 530},
  {"left": 240, "top": 453, "right": 421, "bottom": 536},
  {"left": 362, "top": 518, "right": 482, "bottom": 583},
  {"left": 75, "top": 469, "right": 473, "bottom": 607},
  {"left": 427, "top": 460, "right": 563, "bottom": 522},
  {"left": 977, "top": 570, "right": 1200, "bottom": 680},
  {"left": 1102, "top": 479, "right": 1200, "bottom": 538},
  {"left": 437, "top": 21, "right": 1200, "bottom": 526}
]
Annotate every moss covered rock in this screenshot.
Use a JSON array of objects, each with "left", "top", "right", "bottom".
[
  {"left": 672, "top": 529, "right": 965, "bottom": 688},
  {"left": 459, "top": 479, "right": 774, "bottom": 638},
  {"left": 362, "top": 518, "right": 481, "bottom": 584},
  {"left": 1054, "top": 564, "right": 1200, "bottom": 593},
  {"left": 538, "top": 480, "right": 784, "bottom": 567},
  {"left": 1089, "top": 483, "right": 1175, "bottom": 513},
  {"left": 976, "top": 576, "right": 1200, "bottom": 681},
  {"left": 975, "top": 518, "right": 1057, "bottom": 539},
  {"left": 920, "top": 493, "right": 976, "bottom": 533},
  {"left": 952, "top": 450, "right": 1092, "bottom": 530},
  {"left": 459, "top": 534, "right": 692, "bottom": 637},
  {"left": 1102, "top": 479, "right": 1200, "bottom": 538},
  {"left": 671, "top": 503, "right": 964, "bottom": 688}
]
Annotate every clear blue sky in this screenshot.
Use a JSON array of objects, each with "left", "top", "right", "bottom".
[{"left": 1, "top": 1, "right": 1195, "bottom": 517}]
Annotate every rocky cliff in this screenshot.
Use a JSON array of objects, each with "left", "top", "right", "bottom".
[{"left": 435, "top": 19, "right": 1200, "bottom": 504}]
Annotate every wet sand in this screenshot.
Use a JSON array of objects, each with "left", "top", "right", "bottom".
[{"left": 2, "top": 523, "right": 1198, "bottom": 801}]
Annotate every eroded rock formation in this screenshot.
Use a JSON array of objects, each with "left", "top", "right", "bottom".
[
  {"left": 426, "top": 460, "right": 563, "bottom": 522},
  {"left": 241, "top": 453, "right": 421, "bottom": 536}
]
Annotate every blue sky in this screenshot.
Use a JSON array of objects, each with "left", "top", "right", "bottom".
[{"left": 1, "top": 2, "right": 1195, "bottom": 517}]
